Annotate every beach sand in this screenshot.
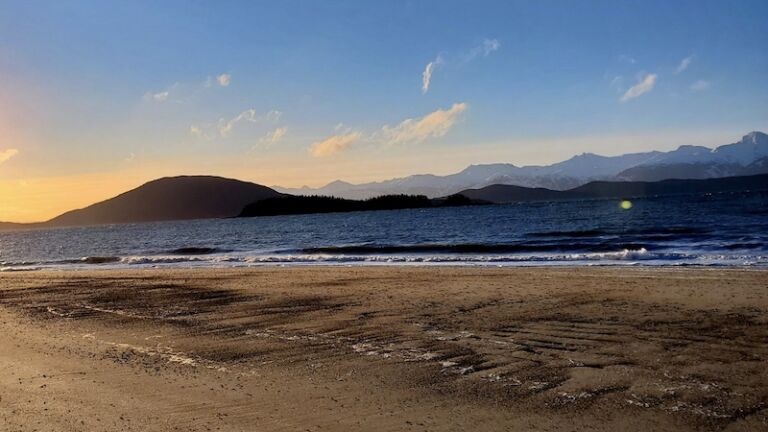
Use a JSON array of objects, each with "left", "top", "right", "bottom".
[{"left": 0, "top": 267, "right": 766, "bottom": 431}]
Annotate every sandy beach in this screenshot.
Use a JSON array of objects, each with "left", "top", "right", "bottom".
[{"left": 0, "top": 267, "right": 766, "bottom": 431}]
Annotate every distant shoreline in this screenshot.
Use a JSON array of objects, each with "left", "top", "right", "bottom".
[{"left": 2, "top": 173, "right": 766, "bottom": 229}]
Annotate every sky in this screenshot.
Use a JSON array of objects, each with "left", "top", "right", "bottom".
[{"left": 0, "top": 0, "right": 767, "bottom": 222}]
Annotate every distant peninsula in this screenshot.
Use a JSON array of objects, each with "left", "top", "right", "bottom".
[{"left": 237, "top": 194, "right": 483, "bottom": 217}]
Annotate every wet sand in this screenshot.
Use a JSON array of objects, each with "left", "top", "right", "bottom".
[{"left": 0, "top": 267, "right": 766, "bottom": 431}]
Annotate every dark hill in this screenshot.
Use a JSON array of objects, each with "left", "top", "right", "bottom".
[
  {"left": 456, "top": 173, "right": 768, "bottom": 203},
  {"left": 46, "top": 176, "right": 283, "bottom": 227},
  {"left": 569, "top": 174, "right": 768, "bottom": 198}
]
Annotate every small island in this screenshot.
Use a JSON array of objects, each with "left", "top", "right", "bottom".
[{"left": 237, "top": 193, "right": 485, "bottom": 217}]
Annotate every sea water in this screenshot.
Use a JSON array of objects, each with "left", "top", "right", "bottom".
[{"left": 1, "top": 190, "right": 766, "bottom": 270}]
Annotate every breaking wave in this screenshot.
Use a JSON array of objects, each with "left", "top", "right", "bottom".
[
  {"left": 166, "top": 247, "right": 228, "bottom": 255},
  {"left": 3, "top": 248, "right": 766, "bottom": 270}
]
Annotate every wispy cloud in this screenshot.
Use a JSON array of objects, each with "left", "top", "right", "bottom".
[
  {"left": 608, "top": 75, "right": 623, "bottom": 91},
  {"left": 143, "top": 82, "right": 180, "bottom": 103},
  {"left": 145, "top": 72, "right": 232, "bottom": 104},
  {"left": 379, "top": 102, "right": 467, "bottom": 145},
  {"left": 190, "top": 108, "right": 282, "bottom": 141},
  {"left": 205, "top": 73, "right": 233, "bottom": 88},
  {"left": 421, "top": 38, "right": 500, "bottom": 94},
  {"left": 217, "top": 73, "right": 231, "bottom": 87},
  {"left": 0, "top": 148, "right": 19, "bottom": 165},
  {"left": 308, "top": 103, "right": 468, "bottom": 157},
  {"left": 465, "top": 38, "right": 501, "bottom": 61},
  {"left": 621, "top": 73, "right": 657, "bottom": 102},
  {"left": 421, "top": 55, "right": 443, "bottom": 94},
  {"left": 152, "top": 91, "right": 169, "bottom": 102},
  {"left": 258, "top": 127, "right": 287, "bottom": 147},
  {"left": 189, "top": 125, "right": 211, "bottom": 140},
  {"left": 482, "top": 39, "right": 501, "bottom": 56},
  {"left": 218, "top": 109, "right": 282, "bottom": 137},
  {"left": 618, "top": 54, "right": 637, "bottom": 64},
  {"left": 675, "top": 56, "right": 693, "bottom": 74},
  {"left": 690, "top": 79, "right": 711, "bottom": 92},
  {"left": 309, "top": 132, "right": 360, "bottom": 157},
  {"left": 143, "top": 90, "right": 169, "bottom": 102}
]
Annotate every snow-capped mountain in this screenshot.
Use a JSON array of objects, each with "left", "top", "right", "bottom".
[
  {"left": 275, "top": 132, "right": 768, "bottom": 198},
  {"left": 617, "top": 131, "right": 768, "bottom": 181}
]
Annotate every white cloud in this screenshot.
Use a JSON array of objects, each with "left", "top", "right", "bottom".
[
  {"left": 621, "top": 73, "right": 657, "bottom": 102},
  {"left": 309, "top": 132, "right": 360, "bottom": 157},
  {"left": 0, "top": 148, "right": 19, "bottom": 165},
  {"left": 144, "top": 90, "right": 169, "bottom": 102},
  {"left": 690, "top": 79, "right": 711, "bottom": 92},
  {"left": 421, "top": 55, "right": 443, "bottom": 94},
  {"left": 675, "top": 56, "right": 693, "bottom": 74},
  {"left": 259, "top": 127, "right": 287, "bottom": 146},
  {"left": 379, "top": 102, "right": 467, "bottom": 145},
  {"left": 217, "top": 73, "right": 231, "bottom": 87},
  {"left": 218, "top": 109, "right": 282, "bottom": 137}
]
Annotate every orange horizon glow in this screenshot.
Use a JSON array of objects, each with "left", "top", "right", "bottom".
[{"left": 0, "top": 128, "right": 763, "bottom": 223}]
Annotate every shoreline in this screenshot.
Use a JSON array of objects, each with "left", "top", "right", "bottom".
[
  {"left": 4, "top": 264, "right": 767, "bottom": 275},
  {"left": 4, "top": 264, "right": 768, "bottom": 274},
  {"left": 4, "top": 260, "right": 768, "bottom": 273}
]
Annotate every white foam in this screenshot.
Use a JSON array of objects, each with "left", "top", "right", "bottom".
[{"left": 7, "top": 248, "right": 768, "bottom": 271}]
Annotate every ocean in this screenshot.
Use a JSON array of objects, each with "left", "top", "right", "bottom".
[{"left": 1, "top": 190, "right": 767, "bottom": 270}]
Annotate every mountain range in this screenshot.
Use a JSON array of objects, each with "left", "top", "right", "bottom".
[{"left": 275, "top": 132, "right": 768, "bottom": 199}]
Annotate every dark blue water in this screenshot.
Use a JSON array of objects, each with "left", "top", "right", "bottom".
[{"left": 1, "top": 191, "right": 767, "bottom": 270}]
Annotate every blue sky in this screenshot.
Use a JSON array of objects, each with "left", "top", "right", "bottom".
[{"left": 0, "top": 0, "right": 767, "bottom": 220}]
